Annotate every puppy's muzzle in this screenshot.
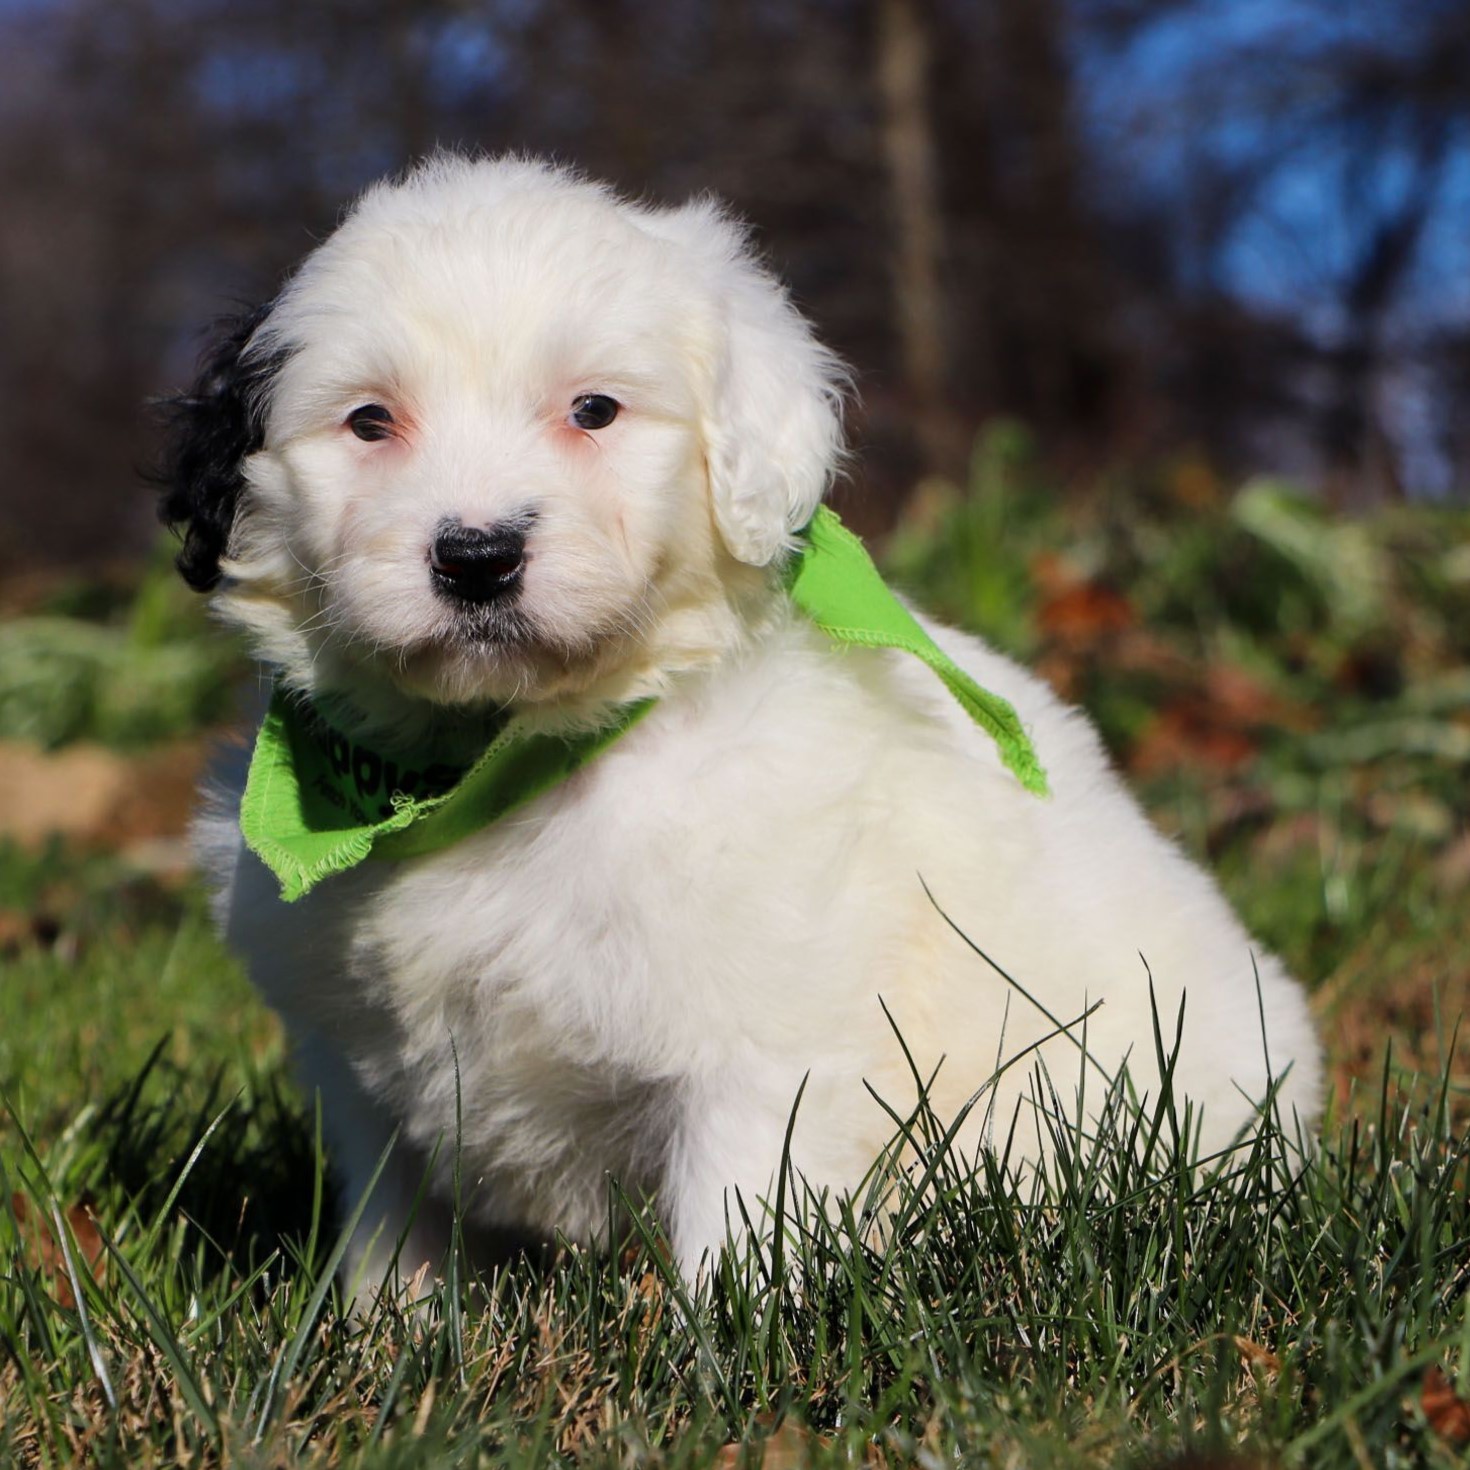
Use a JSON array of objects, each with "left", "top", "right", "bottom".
[{"left": 430, "top": 519, "right": 528, "bottom": 605}]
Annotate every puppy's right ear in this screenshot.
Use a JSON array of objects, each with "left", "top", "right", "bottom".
[{"left": 155, "top": 301, "right": 280, "bottom": 592}]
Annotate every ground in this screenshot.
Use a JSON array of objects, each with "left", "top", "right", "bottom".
[{"left": 2, "top": 446, "right": 1468, "bottom": 1466}]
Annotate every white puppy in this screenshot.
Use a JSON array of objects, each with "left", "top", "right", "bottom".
[{"left": 161, "top": 155, "right": 1321, "bottom": 1293}]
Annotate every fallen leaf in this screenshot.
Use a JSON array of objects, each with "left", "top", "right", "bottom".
[
  {"left": 714, "top": 1422, "right": 829, "bottom": 1470},
  {"left": 1038, "top": 581, "right": 1134, "bottom": 647},
  {"left": 1232, "top": 1335, "right": 1281, "bottom": 1374},
  {"left": 1203, "top": 665, "right": 1281, "bottom": 725},
  {"left": 1109, "top": 629, "right": 1197, "bottom": 681},
  {"left": 9, "top": 1193, "right": 106, "bottom": 1310},
  {"left": 1129, "top": 703, "right": 1259, "bottom": 776},
  {"left": 1422, "top": 1365, "right": 1470, "bottom": 1446}
]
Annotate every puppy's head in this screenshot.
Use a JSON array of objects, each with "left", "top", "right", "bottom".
[{"left": 159, "top": 155, "right": 845, "bottom": 718}]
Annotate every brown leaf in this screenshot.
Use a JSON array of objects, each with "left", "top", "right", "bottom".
[
  {"left": 714, "top": 1423, "right": 829, "bottom": 1470},
  {"left": 1232, "top": 1335, "right": 1281, "bottom": 1374},
  {"left": 1038, "top": 581, "right": 1135, "bottom": 647},
  {"left": 10, "top": 1193, "right": 106, "bottom": 1310},
  {"left": 1129, "top": 703, "right": 1259, "bottom": 776},
  {"left": 1202, "top": 665, "right": 1278, "bottom": 725},
  {"left": 1422, "top": 1365, "right": 1470, "bottom": 1446}
]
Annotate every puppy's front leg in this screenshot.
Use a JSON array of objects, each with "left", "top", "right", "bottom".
[
  {"left": 292, "top": 1032, "right": 454, "bottom": 1311},
  {"left": 663, "top": 1065, "right": 814, "bottom": 1279}
]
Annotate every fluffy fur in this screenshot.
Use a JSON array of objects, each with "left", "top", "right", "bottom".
[{"left": 165, "top": 155, "right": 1322, "bottom": 1295}]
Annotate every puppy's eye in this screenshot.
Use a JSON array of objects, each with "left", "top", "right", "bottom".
[
  {"left": 570, "top": 394, "right": 619, "bottom": 431},
  {"left": 347, "top": 404, "right": 395, "bottom": 441}
]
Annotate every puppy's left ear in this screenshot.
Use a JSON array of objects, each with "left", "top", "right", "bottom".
[
  {"left": 155, "top": 300, "right": 280, "bottom": 592},
  {"left": 652, "top": 201, "right": 847, "bottom": 566}
]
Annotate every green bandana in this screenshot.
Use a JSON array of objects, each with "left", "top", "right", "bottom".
[{"left": 241, "top": 506, "right": 1048, "bottom": 901}]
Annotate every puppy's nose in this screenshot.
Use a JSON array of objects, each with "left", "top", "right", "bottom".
[{"left": 430, "top": 520, "right": 527, "bottom": 603}]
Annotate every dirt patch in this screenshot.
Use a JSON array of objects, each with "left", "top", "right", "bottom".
[{"left": 0, "top": 739, "right": 206, "bottom": 850}]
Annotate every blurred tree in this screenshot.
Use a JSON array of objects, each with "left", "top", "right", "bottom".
[
  {"left": 875, "top": 0, "right": 958, "bottom": 479},
  {"left": 1, "top": 0, "right": 1469, "bottom": 574},
  {"left": 1076, "top": 0, "right": 1470, "bottom": 502}
]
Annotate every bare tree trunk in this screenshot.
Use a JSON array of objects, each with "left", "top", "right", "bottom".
[
  {"left": 992, "top": 0, "right": 1113, "bottom": 439},
  {"left": 874, "top": 0, "right": 958, "bottom": 479}
]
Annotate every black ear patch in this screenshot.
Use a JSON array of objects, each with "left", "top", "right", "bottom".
[{"left": 155, "top": 301, "right": 284, "bottom": 592}]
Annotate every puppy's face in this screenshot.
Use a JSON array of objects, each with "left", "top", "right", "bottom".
[
  {"left": 161, "top": 158, "right": 845, "bottom": 717},
  {"left": 250, "top": 184, "right": 714, "bottom": 708}
]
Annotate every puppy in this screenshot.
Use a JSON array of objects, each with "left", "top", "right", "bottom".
[{"left": 161, "top": 155, "right": 1321, "bottom": 1294}]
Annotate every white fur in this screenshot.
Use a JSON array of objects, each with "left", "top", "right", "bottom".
[{"left": 194, "top": 155, "right": 1322, "bottom": 1295}]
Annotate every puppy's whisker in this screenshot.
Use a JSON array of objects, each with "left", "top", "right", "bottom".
[{"left": 293, "top": 602, "right": 343, "bottom": 636}]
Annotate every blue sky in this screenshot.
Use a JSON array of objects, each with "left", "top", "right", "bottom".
[{"left": 1072, "top": 0, "right": 1470, "bottom": 335}]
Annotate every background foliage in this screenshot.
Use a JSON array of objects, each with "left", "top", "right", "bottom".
[
  {"left": 1, "top": 455, "right": 1467, "bottom": 1465},
  {"left": 3, "top": 0, "right": 1470, "bottom": 571}
]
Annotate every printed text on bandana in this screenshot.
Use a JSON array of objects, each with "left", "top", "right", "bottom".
[{"left": 311, "top": 723, "right": 466, "bottom": 825}]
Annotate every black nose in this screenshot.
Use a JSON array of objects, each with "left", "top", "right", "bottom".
[{"left": 430, "top": 520, "right": 527, "bottom": 604}]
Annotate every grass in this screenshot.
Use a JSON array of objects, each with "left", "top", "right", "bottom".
[
  {"left": 0, "top": 541, "right": 239, "bottom": 751},
  {"left": 1, "top": 446, "right": 1468, "bottom": 1465},
  {"left": 3, "top": 1001, "right": 1468, "bottom": 1467}
]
